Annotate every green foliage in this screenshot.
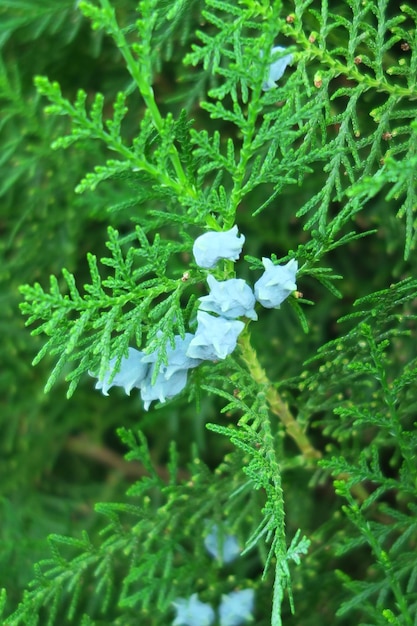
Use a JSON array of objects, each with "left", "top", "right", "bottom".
[
  {"left": 2, "top": 0, "right": 417, "bottom": 625},
  {"left": 20, "top": 225, "right": 193, "bottom": 397},
  {"left": 295, "top": 279, "right": 417, "bottom": 624}
]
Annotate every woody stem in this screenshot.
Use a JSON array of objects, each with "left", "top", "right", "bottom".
[{"left": 238, "top": 331, "right": 321, "bottom": 462}]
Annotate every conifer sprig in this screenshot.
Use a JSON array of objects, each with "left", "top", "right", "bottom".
[
  {"left": 299, "top": 279, "right": 417, "bottom": 622},
  {"left": 19, "top": 226, "right": 193, "bottom": 397},
  {"left": 5, "top": 0, "right": 417, "bottom": 624},
  {"left": 34, "top": 76, "right": 196, "bottom": 202},
  {"left": 78, "top": 0, "right": 197, "bottom": 199}
]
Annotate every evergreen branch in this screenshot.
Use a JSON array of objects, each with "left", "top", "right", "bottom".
[
  {"left": 7, "top": 0, "right": 417, "bottom": 624},
  {"left": 303, "top": 278, "right": 417, "bottom": 622},
  {"left": 3, "top": 428, "right": 245, "bottom": 624},
  {"left": 78, "top": 0, "right": 197, "bottom": 201},
  {"left": 19, "top": 226, "right": 191, "bottom": 396},
  {"left": 346, "top": 118, "right": 417, "bottom": 258},
  {"left": 283, "top": 3, "right": 417, "bottom": 99},
  {"left": 334, "top": 480, "right": 415, "bottom": 626},
  {"left": 34, "top": 76, "right": 192, "bottom": 200},
  {"left": 207, "top": 397, "right": 310, "bottom": 625}
]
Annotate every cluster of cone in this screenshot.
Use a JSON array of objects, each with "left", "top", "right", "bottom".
[
  {"left": 172, "top": 523, "right": 254, "bottom": 626},
  {"left": 90, "top": 226, "right": 297, "bottom": 410}
]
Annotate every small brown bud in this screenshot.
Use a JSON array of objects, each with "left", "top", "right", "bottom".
[
  {"left": 286, "top": 14, "right": 295, "bottom": 23},
  {"left": 401, "top": 42, "right": 410, "bottom": 51},
  {"left": 181, "top": 271, "right": 190, "bottom": 282},
  {"left": 354, "top": 56, "right": 362, "bottom": 65}
]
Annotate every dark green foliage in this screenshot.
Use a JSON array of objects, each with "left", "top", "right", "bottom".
[{"left": 2, "top": 1, "right": 417, "bottom": 625}]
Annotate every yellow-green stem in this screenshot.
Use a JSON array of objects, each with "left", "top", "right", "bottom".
[{"left": 238, "top": 331, "right": 321, "bottom": 461}]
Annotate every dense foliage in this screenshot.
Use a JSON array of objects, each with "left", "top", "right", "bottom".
[{"left": 1, "top": 0, "right": 417, "bottom": 624}]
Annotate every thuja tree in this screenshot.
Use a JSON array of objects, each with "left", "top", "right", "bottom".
[{"left": 2, "top": 0, "right": 417, "bottom": 624}]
